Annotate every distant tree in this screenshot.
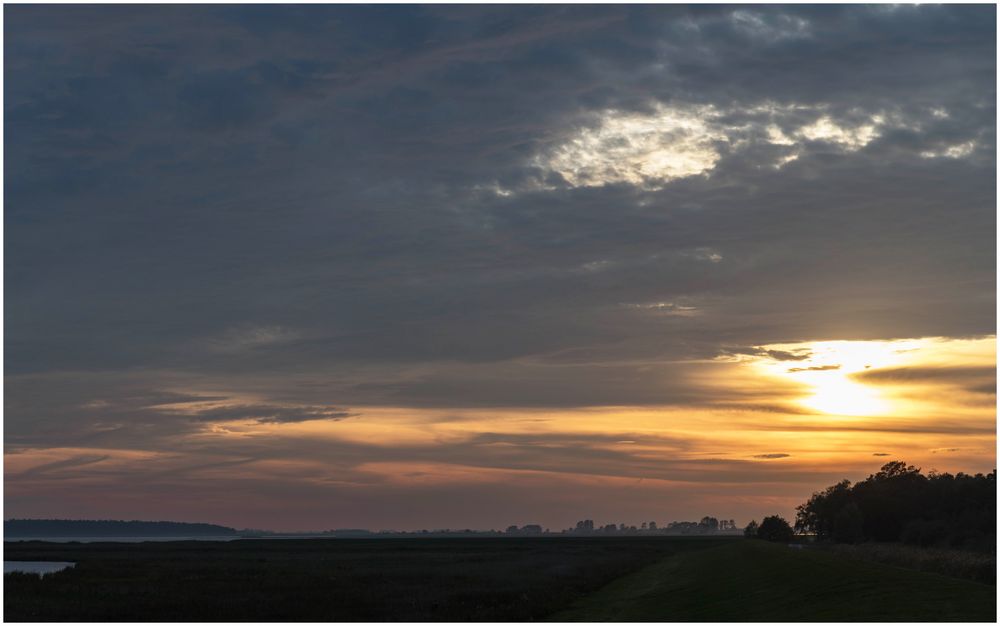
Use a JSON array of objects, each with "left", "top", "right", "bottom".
[
  {"left": 699, "top": 516, "right": 719, "bottom": 532},
  {"left": 744, "top": 520, "right": 759, "bottom": 538},
  {"left": 648, "top": 521, "right": 657, "bottom": 531},
  {"left": 757, "top": 515, "right": 794, "bottom": 542},
  {"left": 505, "top": 525, "right": 519, "bottom": 534},
  {"left": 667, "top": 521, "right": 700, "bottom": 534}
]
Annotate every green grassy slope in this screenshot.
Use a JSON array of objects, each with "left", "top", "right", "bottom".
[{"left": 552, "top": 540, "right": 997, "bottom": 622}]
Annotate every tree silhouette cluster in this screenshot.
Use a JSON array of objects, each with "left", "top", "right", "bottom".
[
  {"left": 743, "top": 515, "right": 793, "bottom": 542},
  {"left": 566, "top": 516, "right": 736, "bottom": 535},
  {"left": 794, "top": 461, "right": 996, "bottom": 550}
]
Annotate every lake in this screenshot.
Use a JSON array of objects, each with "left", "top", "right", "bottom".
[
  {"left": 5, "top": 561, "right": 75, "bottom": 575},
  {"left": 5, "top": 536, "right": 240, "bottom": 543}
]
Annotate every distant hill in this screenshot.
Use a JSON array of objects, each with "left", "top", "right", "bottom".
[{"left": 5, "top": 519, "right": 237, "bottom": 537}]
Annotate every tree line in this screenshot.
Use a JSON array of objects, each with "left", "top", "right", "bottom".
[
  {"left": 794, "top": 461, "right": 996, "bottom": 550},
  {"left": 566, "top": 516, "right": 739, "bottom": 535},
  {"left": 4, "top": 519, "right": 238, "bottom": 537}
]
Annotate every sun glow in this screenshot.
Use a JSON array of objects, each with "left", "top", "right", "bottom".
[
  {"left": 791, "top": 340, "right": 914, "bottom": 416},
  {"left": 799, "top": 376, "right": 888, "bottom": 416},
  {"left": 747, "top": 337, "right": 994, "bottom": 417}
]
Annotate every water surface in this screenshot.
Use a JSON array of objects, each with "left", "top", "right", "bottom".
[
  {"left": 5, "top": 561, "right": 75, "bottom": 575},
  {"left": 5, "top": 536, "right": 239, "bottom": 543}
]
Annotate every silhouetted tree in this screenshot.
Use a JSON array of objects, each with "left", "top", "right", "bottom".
[
  {"left": 757, "top": 515, "right": 794, "bottom": 542},
  {"left": 744, "top": 520, "right": 759, "bottom": 538},
  {"left": 901, "top": 519, "right": 948, "bottom": 547},
  {"left": 796, "top": 479, "right": 853, "bottom": 539},
  {"left": 795, "top": 461, "right": 996, "bottom": 549},
  {"left": 833, "top": 502, "right": 864, "bottom": 544},
  {"left": 853, "top": 461, "right": 927, "bottom": 541}
]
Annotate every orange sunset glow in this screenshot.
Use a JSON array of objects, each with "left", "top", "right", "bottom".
[{"left": 6, "top": 335, "right": 993, "bottom": 531}]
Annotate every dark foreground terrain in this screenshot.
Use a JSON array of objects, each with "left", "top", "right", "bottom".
[
  {"left": 554, "top": 539, "right": 996, "bottom": 621},
  {"left": 4, "top": 537, "right": 722, "bottom": 621},
  {"left": 4, "top": 537, "right": 996, "bottom": 621}
]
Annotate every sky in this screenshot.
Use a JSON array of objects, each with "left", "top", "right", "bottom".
[{"left": 4, "top": 4, "right": 996, "bottom": 532}]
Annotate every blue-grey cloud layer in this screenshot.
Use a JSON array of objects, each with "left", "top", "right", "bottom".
[{"left": 6, "top": 5, "right": 996, "bottom": 434}]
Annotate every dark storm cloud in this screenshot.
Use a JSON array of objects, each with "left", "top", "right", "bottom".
[{"left": 5, "top": 4, "right": 995, "bottom": 436}]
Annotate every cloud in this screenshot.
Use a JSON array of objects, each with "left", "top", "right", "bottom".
[
  {"left": 724, "top": 347, "right": 813, "bottom": 362},
  {"left": 6, "top": 6, "right": 995, "bottom": 392},
  {"left": 530, "top": 102, "right": 931, "bottom": 191},
  {"left": 535, "top": 103, "right": 727, "bottom": 188},
  {"left": 752, "top": 453, "right": 791, "bottom": 459},
  {"left": 921, "top": 140, "right": 979, "bottom": 160},
  {"left": 185, "top": 404, "right": 355, "bottom": 424},
  {"left": 620, "top": 301, "right": 700, "bottom": 316},
  {"left": 17, "top": 455, "right": 111, "bottom": 477},
  {"left": 729, "top": 10, "right": 812, "bottom": 42},
  {"left": 788, "top": 365, "right": 841, "bottom": 372},
  {"left": 204, "top": 325, "right": 302, "bottom": 354},
  {"left": 851, "top": 366, "right": 995, "bottom": 395}
]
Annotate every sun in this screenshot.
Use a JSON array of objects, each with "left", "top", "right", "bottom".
[
  {"left": 749, "top": 339, "right": 925, "bottom": 416},
  {"left": 798, "top": 375, "right": 889, "bottom": 416}
]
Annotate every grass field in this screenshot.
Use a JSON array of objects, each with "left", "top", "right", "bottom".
[
  {"left": 4, "top": 537, "right": 995, "bottom": 621},
  {"left": 3, "top": 537, "right": 727, "bottom": 621},
  {"left": 553, "top": 539, "right": 996, "bottom": 622}
]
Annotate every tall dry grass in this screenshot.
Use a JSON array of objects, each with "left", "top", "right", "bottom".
[{"left": 828, "top": 542, "right": 995, "bottom": 585}]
